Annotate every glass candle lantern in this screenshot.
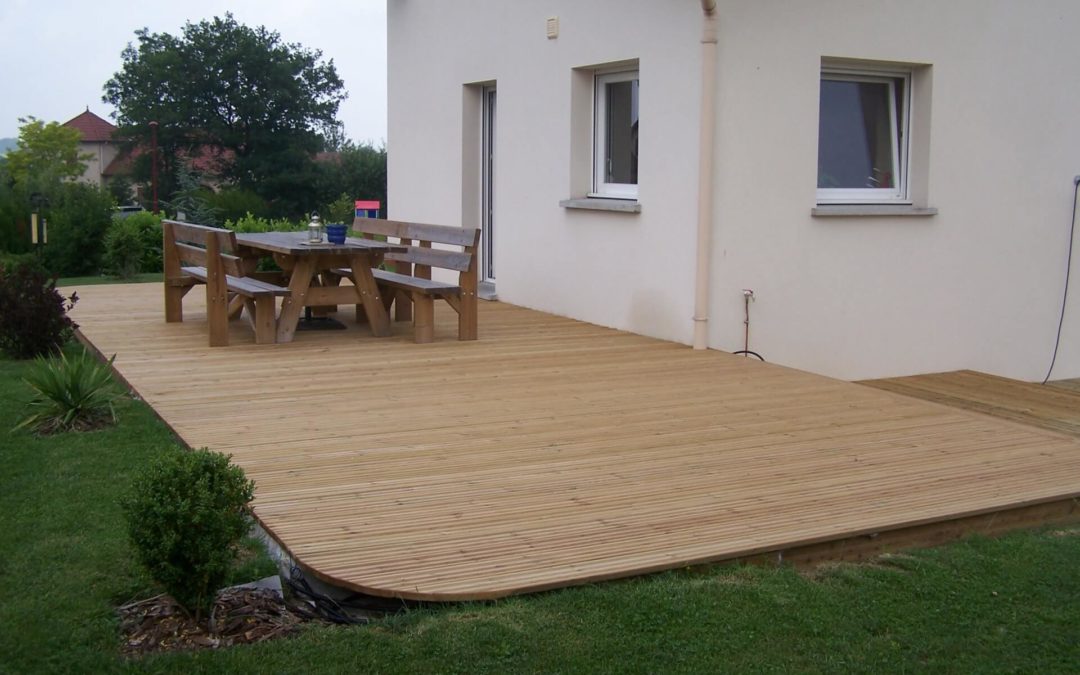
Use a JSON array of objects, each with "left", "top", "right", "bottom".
[{"left": 307, "top": 212, "right": 323, "bottom": 243}]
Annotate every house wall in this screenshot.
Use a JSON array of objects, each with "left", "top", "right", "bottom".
[
  {"left": 387, "top": 0, "right": 1080, "bottom": 381},
  {"left": 75, "top": 141, "right": 119, "bottom": 188}
]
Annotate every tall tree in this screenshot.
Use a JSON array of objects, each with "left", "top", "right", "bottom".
[
  {"left": 103, "top": 14, "right": 346, "bottom": 216},
  {"left": 5, "top": 117, "right": 90, "bottom": 186}
]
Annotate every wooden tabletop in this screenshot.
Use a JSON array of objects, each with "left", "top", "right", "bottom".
[{"left": 236, "top": 231, "right": 403, "bottom": 256}]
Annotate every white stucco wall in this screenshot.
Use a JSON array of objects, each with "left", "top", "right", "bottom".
[
  {"left": 388, "top": 1, "right": 702, "bottom": 345},
  {"left": 387, "top": 0, "right": 1080, "bottom": 381},
  {"left": 75, "top": 141, "right": 119, "bottom": 188}
]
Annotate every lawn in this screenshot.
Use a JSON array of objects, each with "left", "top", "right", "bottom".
[
  {"left": 59, "top": 273, "right": 163, "bottom": 287},
  {"left": 2, "top": 348, "right": 1078, "bottom": 673}
]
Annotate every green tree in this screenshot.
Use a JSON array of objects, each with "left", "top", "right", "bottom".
[
  {"left": 5, "top": 117, "right": 91, "bottom": 186},
  {"left": 315, "top": 141, "right": 387, "bottom": 218},
  {"left": 103, "top": 14, "right": 346, "bottom": 217},
  {"left": 161, "top": 161, "right": 220, "bottom": 225},
  {"left": 106, "top": 175, "right": 135, "bottom": 205},
  {"left": 0, "top": 119, "right": 113, "bottom": 272}
]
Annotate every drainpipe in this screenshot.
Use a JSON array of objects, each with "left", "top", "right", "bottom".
[{"left": 693, "top": 0, "right": 718, "bottom": 349}]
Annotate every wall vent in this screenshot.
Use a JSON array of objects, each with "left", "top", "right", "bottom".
[{"left": 546, "top": 16, "right": 559, "bottom": 39}]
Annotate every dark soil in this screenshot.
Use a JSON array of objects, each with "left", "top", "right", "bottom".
[
  {"left": 35, "top": 412, "right": 116, "bottom": 435},
  {"left": 118, "top": 587, "right": 313, "bottom": 656}
]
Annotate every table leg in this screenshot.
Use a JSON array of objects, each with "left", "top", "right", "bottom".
[
  {"left": 315, "top": 271, "right": 341, "bottom": 316},
  {"left": 276, "top": 256, "right": 318, "bottom": 343},
  {"left": 349, "top": 254, "right": 393, "bottom": 337}
]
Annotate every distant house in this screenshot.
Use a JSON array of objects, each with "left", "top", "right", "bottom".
[
  {"left": 387, "top": 0, "right": 1080, "bottom": 382},
  {"left": 60, "top": 109, "right": 236, "bottom": 201},
  {"left": 62, "top": 109, "right": 125, "bottom": 189}
]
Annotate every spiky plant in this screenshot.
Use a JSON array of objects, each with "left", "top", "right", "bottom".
[{"left": 15, "top": 351, "right": 123, "bottom": 434}]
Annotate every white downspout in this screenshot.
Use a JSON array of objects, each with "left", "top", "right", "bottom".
[{"left": 693, "top": 0, "right": 718, "bottom": 349}]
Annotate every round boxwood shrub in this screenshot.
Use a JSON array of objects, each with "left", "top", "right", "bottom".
[{"left": 121, "top": 448, "right": 255, "bottom": 619}]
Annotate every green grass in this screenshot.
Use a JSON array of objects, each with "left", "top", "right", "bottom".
[
  {"left": 57, "top": 272, "right": 163, "bottom": 286},
  {"left": 2, "top": 349, "right": 1078, "bottom": 673}
]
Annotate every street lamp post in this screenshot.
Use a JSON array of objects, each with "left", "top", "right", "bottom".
[
  {"left": 149, "top": 121, "right": 159, "bottom": 214},
  {"left": 29, "top": 192, "right": 47, "bottom": 247}
]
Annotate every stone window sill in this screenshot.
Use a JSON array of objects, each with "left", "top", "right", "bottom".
[
  {"left": 811, "top": 204, "right": 938, "bottom": 217},
  {"left": 560, "top": 198, "right": 641, "bottom": 213}
]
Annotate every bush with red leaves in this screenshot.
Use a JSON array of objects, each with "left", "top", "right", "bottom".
[{"left": 0, "top": 261, "right": 78, "bottom": 359}]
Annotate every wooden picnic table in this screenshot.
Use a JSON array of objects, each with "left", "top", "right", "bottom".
[{"left": 235, "top": 231, "right": 405, "bottom": 343}]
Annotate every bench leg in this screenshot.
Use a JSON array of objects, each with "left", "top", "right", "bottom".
[
  {"left": 246, "top": 296, "right": 277, "bottom": 344},
  {"left": 458, "top": 291, "right": 478, "bottom": 341},
  {"left": 208, "top": 297, "right": 229, "bottom": 347},
  {"left": 395, "top": 289, "right": 413, "bottom": 322},
  {"left": 413, "top": 293, "right": 434, "bottom": 344},
  {"left": 165, "top": 284, "right": 185, "bottom": 322},
  {"left": 227, "top": 293, "right": 245, "bottom": 320}
]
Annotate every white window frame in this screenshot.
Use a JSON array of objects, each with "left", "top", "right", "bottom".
[
  {"left": 817, "top": 67, "right": 911, "bottom": 205},
  {"left": 591, "top": 69, "right": 639, "bottom": 200}
]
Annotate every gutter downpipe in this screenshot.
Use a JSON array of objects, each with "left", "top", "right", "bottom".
[{"left": 693, "top": 0, "right": 718, "bottom": 349}]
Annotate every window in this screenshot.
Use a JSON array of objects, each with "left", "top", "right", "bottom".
[
  {"left": 817, "top": 67, "right": 911, "bottom": 204},
  {"left": 592, "top": 70, "right": 639, "bottom": 200}
]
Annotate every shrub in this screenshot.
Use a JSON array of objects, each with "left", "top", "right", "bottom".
[
  {"left": 103, "top": 211, "right": 163, "bottom": 277},
  {"left": 223, "top": 212, "right": 303, "bottom": 234},
  {"left": 224, "top": 214, "right": 305, "bottom": 272},
  {"left": 0, "top": 250, "right": 37, "bottom": 271},
  {"left": 102, "top": 218, "right": 144, "bottom": 279},
  {"left": 129, "top": 211, "right": 164, "bottom": 273},
  {"left": 39, "top": 182, "right": 115, "bottom": 277},
  {"left": 0, "top": 261, "right": 78, "bottom": 359},
  {"left": 14, "top": 351, "right": 122, "bottom": 434},
  {"left": 0, "top": 178, "right": 33, "bottom": 255},
  {"left": 121, "top": 449, "right": 255, "bottom": 620},
  {"left": 325, "top": 192, "right": 355, "bottom": 225}
]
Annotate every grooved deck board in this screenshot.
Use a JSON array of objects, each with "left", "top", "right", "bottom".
[
  {"left": 859, "top": 370, "right": 1080, "bottom": 437},
  {"left": 67, "top": 282, "right": 1080, "bottom": 600}
]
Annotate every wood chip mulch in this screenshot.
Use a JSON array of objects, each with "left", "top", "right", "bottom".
[{"left": 118, "top": 587, "right": 313, "bottom": 656}]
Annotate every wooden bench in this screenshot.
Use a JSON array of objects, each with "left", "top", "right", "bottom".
[
  {"left": 162, "top": 220, "right": 290, "bottom": 346},
  {"left": 332, "top": 218, "right": 481, "bottom": 343}
]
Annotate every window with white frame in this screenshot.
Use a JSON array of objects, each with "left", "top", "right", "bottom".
[
  {"left": 817, "top": 67, "right": 911, "bottom": 204},
  {"left": 592, "top": 70, "right": 639, "bottom": 200}
]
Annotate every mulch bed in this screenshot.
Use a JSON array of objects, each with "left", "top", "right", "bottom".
[{"left": 118, "top": 586, "right": 315, "bottom": 656}]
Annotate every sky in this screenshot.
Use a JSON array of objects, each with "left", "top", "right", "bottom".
[{"left": 0, "top": 0, "right": 387, "bottom": 144}]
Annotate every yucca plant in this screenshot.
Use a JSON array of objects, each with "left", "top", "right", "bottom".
[{"left": 15, "top": 351, "right": 124, "bottom": 434}]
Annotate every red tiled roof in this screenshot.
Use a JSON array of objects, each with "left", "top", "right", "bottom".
[
  {"left": 102, "top": 152, "right": 133, "bottom": 177},
  {"left": 102, "top": 143, "right": 236, "bottom": 178},
  {"left": 62, "top": 109, "right": 117, "bottom": 143}
]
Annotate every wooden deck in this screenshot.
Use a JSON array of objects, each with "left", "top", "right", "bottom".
[
  {"left": 1049, "top": 378, "right": 1080, "bottom": 395},
  {"left": 68, "top": 282, "right": 1080, "bottom": 601},
  {"left": 860, "top": 370, "right": 1080, "bottom": 438}
]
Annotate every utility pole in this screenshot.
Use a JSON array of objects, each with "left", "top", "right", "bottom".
[{"left": 149, "top": 121, "right": 159, "bottom": 214}]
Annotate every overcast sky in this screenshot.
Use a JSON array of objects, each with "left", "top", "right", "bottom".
[{"left": 0, "top": 0, "right": 387, "bottom": 144}]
